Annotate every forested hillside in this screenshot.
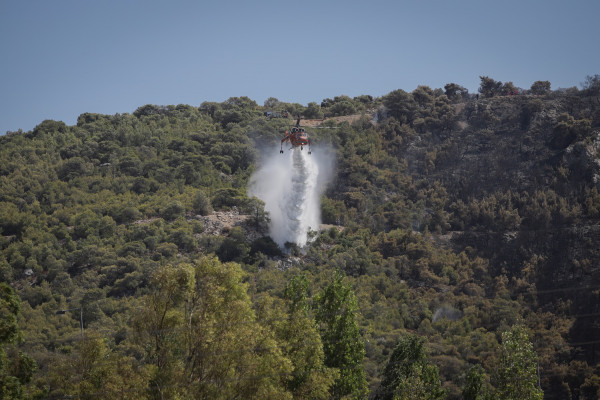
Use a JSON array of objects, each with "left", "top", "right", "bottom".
[{"left": 1, "top": 76, "right": 600, "bottom": 399}]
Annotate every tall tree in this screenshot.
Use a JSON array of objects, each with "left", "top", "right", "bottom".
[
  {"left": 0, "top": 283, "right": 37, "bottom": 400},
  {"left": 581, "top": 74, "right": 600, "bottom": 96},
  {"left": 383, "top": 89, "right": 417, "bottom": 124},
  {"left": 462, "top": 365, "right": 493, "bottom": 400},
  {"left": 256, "top": 275, "right": 338, "bottom": 400},
  {"left": 42, "top": 334, "right": 150, "bottom": 399},
  {"left": 530, "top": 81, "right": 551, "bottom": 96},
  {"left": 478, "top": 76, "right": 503, "bottom": 98},
  {"left": 444, "top": 83, "right": 468, "bottom": 102},
  {"left": 492, "top": 323, "right": 543, "bottom": 400},
  {"left": 375, "top": 334, "right": 445, "bottom": 400},
  {"left": 314, "top": 270, "right": 368, "bottom": 399},
  {"left": 134, "top": 257, "right": 293, "bottom": 400}
]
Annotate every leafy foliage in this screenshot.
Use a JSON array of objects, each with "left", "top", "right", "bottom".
[{"left": 1, "top": 78, "right": 599, "bottom": 399}]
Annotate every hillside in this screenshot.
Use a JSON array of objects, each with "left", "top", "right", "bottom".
[{"left": 1, "top": 82, "right": 600, "bottom": 399}]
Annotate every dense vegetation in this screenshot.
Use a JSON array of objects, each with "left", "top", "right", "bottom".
[{"left": 1, "top": 75, "right": 600, "bottom": 399}]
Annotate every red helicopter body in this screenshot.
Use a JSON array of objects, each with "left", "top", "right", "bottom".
[{"left": 280, "top": 116, "right": 311, "bottom": 154}]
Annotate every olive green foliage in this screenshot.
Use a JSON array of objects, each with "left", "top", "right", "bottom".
[
  {"left": 0, "top": 283, "right": 37, "bottom": 400},
  {"left": 314, "top": 270, "right": 368, "bottom": 399},
  {"left": 492, "top": 324, "right": 543, "bottom": 400},
  {"left": 478, "top": 76, "right": 503, "bottom": 98},
  {"left": 462, "top": 365, "right": 493, "bottom": 400},
  {"left": 530, "top": 81, "right": 551, "bottom": 96},
  {"left": 133, "top": 257, "right": 293, "bottom": 399},
  {"left": 1, "top": 79, "right": 599, "bottom": 399},
  {"left": 320, "top": 94, "right": 377, "bottom": 117},
  {"left": 375, "top": 334, "right": 445, "bottom": 400}
]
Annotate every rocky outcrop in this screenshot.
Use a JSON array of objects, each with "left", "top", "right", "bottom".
[{"left": 194, "top": 207, "right": 264, "bottom": 243}]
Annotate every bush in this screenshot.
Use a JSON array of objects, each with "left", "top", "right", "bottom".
[{"left": 161, "top": 201, "right": 185, "bottom": 221}]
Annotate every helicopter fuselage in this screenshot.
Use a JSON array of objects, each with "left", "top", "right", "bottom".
[{"left": 280, "top": 126, "right": 311, "bottom": 153}]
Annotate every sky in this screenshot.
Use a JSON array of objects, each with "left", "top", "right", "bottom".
[{"left": 1, "top": 0, "right": 599, "bottom": 134}]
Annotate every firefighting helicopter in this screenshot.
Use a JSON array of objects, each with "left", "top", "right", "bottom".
[{"left": 280, "top": 116, "right": 311, "bottom": 154}]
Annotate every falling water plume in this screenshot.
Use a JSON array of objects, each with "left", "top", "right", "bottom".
[{"left": 248, "top": 146, "right": 334, "bottom": 249}]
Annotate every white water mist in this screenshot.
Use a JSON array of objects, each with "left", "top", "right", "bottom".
[{"left": 248, "top": 146, "right": 334, "bottom": 248}]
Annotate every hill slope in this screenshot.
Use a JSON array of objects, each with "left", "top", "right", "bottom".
[{"left": 1, "top": 89, "right": 600, "bottom": 398}]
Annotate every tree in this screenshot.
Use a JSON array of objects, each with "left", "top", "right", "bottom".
[
  {"left": 412, "top": 86, "right": 435, "bottom": 108},
  {"left": 463, "top": 365, "right": 493, "bottom": 400},
  {"left": 256, "top": 275, "right": 338, "bottom": 399},
  {"left": 160, "top": 201, "right": 185, "bottom": 221},
  {"left": 581, "top": 74, "right": 600, "bottom": 96},
  {"left": 383, "top": 89, "right": 417, "bottom": 124},
  {"left": 444, "top": 83, "right": 468, "bottom": 102},
  {"left": 478, "top": 76, "right": 503, "bottom": 98},
  {"left": 329, "top": 101, "right": 357, "bottom": 117},
  {"left": 264, "top": 97, "right": 281, "bottom": 109},
  {"left": 42, "top": 334, "right": 149, "bottom": 399},
  {"left": 133, "top": 263, "right": 193, "bottom": 399},
  {"left": 0, "top": 283, "right": 37, "bottom": 399},
  {"left": 500, "top": 81, "right": 519, "bottom": 96},
  {"left": 216, "top": 226, "right": 250, "bottom": 262},
  {"left": 245, "top": 197, "right": 270, "bottom": 231},
  {"left": 192, "top": 189, "right": 212, "bottom": 215},
  {"left": 530, "top": 81, "right": 551, "bottom": 96},
  {"left": 314, "top": 270, "right": 368, "bottom": 399},
  {"left": 134, "top": 257, "right": 292, "bottom": 399},
  {"left": 375, "top": 334, "right": 446, "bottom": 400},
  {"left": 492, "top": 323, "right": 543, "bottom": 400},
  {"left": 304, "top": 102, "right": 323, "bottom": 119}
]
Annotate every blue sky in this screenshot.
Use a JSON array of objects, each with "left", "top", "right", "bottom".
[{"left": 1, "top": 0, "right": 598, "bottom": 134}]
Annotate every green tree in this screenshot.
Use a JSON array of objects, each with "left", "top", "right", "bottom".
[
  {"left": 245, "top": 197, "right": 270, "bottom": 231},
  {"left": 444, "top": 83, "right": 468, "bottom": 102},
  {"left": 581, "top": 74, "right": 600, "bottom": 96},
  {"left": 383, "top": 89, "right": 416, "bottom": 124},
  {"left": 0, "top": 283, "right": 37, "bottom": 399},
  {"left": 264, "top": 97, "right": 281, "bottom": 109},
  {"left": 478, "top": 76, "right": 503, "bottom": 98},
  {"left": 257, "top": 276, "right": 338, "bottom": 400},
  {"left": 134, "top": 257, "right": 292, "bottom": 399},
  {"left": 216, "top": 226, "right": 250, "bottom": 262},
  {"left": 304, "top": 102, "right": 323, "bottom": 119},
  {"left": 192, "top": 189, "right": 212, "bottom": 215},
  {"left": 161, "top": 201, "right": 185, "bottom": 221},
  {"left": 463, "top": 365, "right": 493, "bottom": 400},
  {"left": 133, "top": 264, "right": 193, "bottom": 399},
  {"left": 529, "top": 81, "right": 551, "bottom": 95},
  {"left": 492, "top": 323, "right": 543, "bottom": 400},
  {"left": 375, "top": 334, "right": 445, "bottom": 400},
  {"left": 314, "top": 270, "right": 368, "bottom": 399},
  {"left": 500, "top": 81, "right": 519, "bottom": 95},
  {"left": 42, "top": 335, "right": 149, "bottom": 399}
]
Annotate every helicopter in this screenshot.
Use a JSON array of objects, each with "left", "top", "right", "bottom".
[{"left": 280, "top": 116, "right": 311, "bottom": 154}]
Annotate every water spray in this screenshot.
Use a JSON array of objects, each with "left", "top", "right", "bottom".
[{"left": 248, "top": 146, "right": 334, "bottom": 249}]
